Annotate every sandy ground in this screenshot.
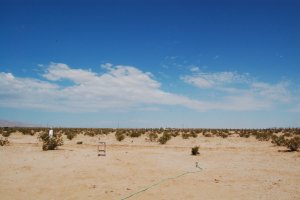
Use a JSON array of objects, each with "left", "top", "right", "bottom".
[{"left": 1, "top": 132, "right": 300, "bottom": 200}]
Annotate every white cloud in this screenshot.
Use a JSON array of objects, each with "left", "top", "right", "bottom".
[
  {"left": 1, "top": 63, "right": 297, "bottom": 113},
  {"left": 100, "top": 63, "right": 113, "bottom": 70},
  {"left": 43, "top": 63, "right": 96, "bottom": 83},
  {"left": 250, "top": 81, "right": 291, "bottom": 103},
  {"left": 182, "top": 70, "right": 297, "bottom": 111},
  {"left": 0, "top": 63, "right": 209, "bottom": 112}
]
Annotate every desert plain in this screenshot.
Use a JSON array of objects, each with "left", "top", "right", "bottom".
[{"left": 1, "top": 130, "right": 300, "bottom": 200}]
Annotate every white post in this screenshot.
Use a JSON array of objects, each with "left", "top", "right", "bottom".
[{"left": 49, "top": 128, "right": 53, "bottom": 138}]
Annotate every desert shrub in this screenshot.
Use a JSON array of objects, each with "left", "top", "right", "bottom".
[
  {"left": 2, "top": 131, "right": 10, "bottom": 137},
  {"left": 271, "top": 135, "right": 286, "bottom": 146},
  {"left": 255, "top": 132, "right": 272, "bottom": 141},
  {"left": 148, "top": 132, "right": 158, "bottom": 142},
  {"left": 66, "top": 133, "right": 75, "bottom": 140},
  {"left": 77, "top": 141, "right": 83, "bottom": 144},
  {"left": 2, "top": 130, "right": 12, "bottom": 137},
  {"left": 158, "top": 133, "right": 171, "bottom": 144},
  {"left": 84, "top": 131, "right": 95, "bottom": 137},
  {"left": 217, "top": 132, "right": 228, "bottom": 138},
  {"left": 171, "top": 131, "right": 179, "bottom": 137},
  {"left": 221, "top": 133, "right": 228, "bottom": 138},
  {"left": 129, "top": 131, "right": 142, "bottom": 138},
  {"left": 294, "top": 129, "right": 300, "bottom": 135},
  {"left": 239, "top": 132, "right": 250, "bottom": 138},
  {"left": 0, "top": 137, "right": 9, "bottom": 146},
  {"left": 38, "top": 132, "right": 63, "bottom": 151},
  {"left": 102, "top": 128, "right": 113, "bottom": 135},
  {"left": 19, "top": 128, "right": 35, "bottom": 136},
  {"left": 285, "top": 137, "right": 300, "bottom": 151},
  {"left": 191, "top": 146, "right": 200, "bottom": 155},
  {"left": 92, "top": 129, "right": 102, "bottom": 135},
  {"left": 283, "top": 132, "right": 292, "bottom": 137},
  {"left": 182, "top": 133, "right": 190, "bottom": 139},
  {"left": 190, "top": 131, "right": 198, "bottom": 138},
  {"left": 115, "top": 132, "right": 125, "bottom": 141},
  {"left": 65, "top": 131, "right": 77, "bottom": 140},
  {"left": 203, "top": 132, "right": 212, "bottom": 137}
]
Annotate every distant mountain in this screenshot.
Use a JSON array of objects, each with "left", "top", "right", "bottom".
[{"left": 0, "top": 119, "right": 40, "bottom": 127}]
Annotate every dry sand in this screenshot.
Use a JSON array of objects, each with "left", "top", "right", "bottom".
[{"left": 1, "top": 132, "right": 299, "bottom": 200}]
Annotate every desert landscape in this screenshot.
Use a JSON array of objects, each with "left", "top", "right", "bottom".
[
  {"left": 1, "top": 128, "right": 299, "bottom": 200},
  {"left": 1, "top": 1, "right": 300, "bottom": 199}
]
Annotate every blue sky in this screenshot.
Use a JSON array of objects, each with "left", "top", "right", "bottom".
[{"left": 0, "top": 0, "right": 300, "bottom": 128}]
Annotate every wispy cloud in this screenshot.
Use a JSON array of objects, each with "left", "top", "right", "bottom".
[
  {"left": 190, "top": 66, "right": 200, "bottom": 72},
  {"left": 250, "top": 81, "right": 291, "bottom": 103},
  {"left": 182, "top": 71, "right": 248, "bottom": 89},
  {"left": 181, "top": 70, "right": 297, "bottom": 111}
]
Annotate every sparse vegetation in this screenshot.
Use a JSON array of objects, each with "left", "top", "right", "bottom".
[
  {"left": 216, "top": 131, "right": 228, "bottom": 138},
  {"left": 129, "top": 130, "right": 142, "bottom": 138},
  {"left": 191, "top": 146, "right": 200, "bottom": 155},
  {"left": 271, "top": 135, "right": 286, "bottom": 146},
  {"left": 171, "top": 131, "right": 179, "bottom": 137},
  {"left": 148, "top": 132, "right": 158, "bottom": 142},
  {"left": 238, "top": 131, "right": 250, "bottom": 138},
  {"left": 182, "top": 133, "right": 190, "bottom": 139},
  {"left": 285, "top": 137, "right": 300, "bottom": 151},
  {"left": 203, "top": 132, "right": 212, "bottom": 137},
  {"left": 0, "top": 137, "right": 9, "bottom": 146},
  {"left": 255, "top": 132, "right": 272, "bottom": 141},
  {"left": 190, "top": 131, "right": 198, "bottom": 138},
  {"left": 65, "top": 131, "right": 77, "bottom": 140},
  {"left": 115, "top": 132, "right": 125, "bottom": 141},
  {"left": 1, "top": 130, "right": 12, "bottom": 137},
  {"left": 19, "top": 128, "right": 35, "bottom": 136},
  {"left": 77, "top": 141, "right": 83, "bottom": 144},
  {"left": 158, "top": 132, "right": 171, "bottom": 144},
  {"left": 2, "top": 127, "right": 300, "bottom": 152},
  {"left": 38, "top": 131, "right": 64, "bottom": 151}
]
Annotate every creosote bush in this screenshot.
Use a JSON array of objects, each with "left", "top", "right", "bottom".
[
  {"left": 158, "top": 132, "right": 171, "bottom": 144},
  {"left": 271, "top": 135, "right": 286, "bottom": 146},
  {"left": 191, "top": 146, "right": 200, "bottom": 155},
  {"left": 238, "top": 132, "right": 250, "bottom": 138},
  {"left": 65, "top": 131, "right": 77, "bottom": 140},
  {"left": 148, "top": 132, "right": 158, "bottom": 142},
  {"left": 171, "top": 131, "right": 179, "bottom": 137},
  {"left": 190, "top": 131, "right": 198, "bottom": 138},
  {"left": 115, "top": 132, "right": 125, "bottom": 141},
  {"left": 38, "top": 132, "right": 64, "bottom": 151},
  {"left": 19, "top": 128, "right": 35, "bottom": 136},
  {"left": 216, "top": 132, "right": 228, "bottom": 138},
  {"left": 255, "top": 132, "right": 272, "bottom": 141},
  {"left": 0, "top": 137, "right": 9, "bottom": 146},
  {"left": 129, "top": 131, "right": 142, "bottom": 138},
  {"left": 2, "top": 130, "right": 12, "bottom": 137},
  {"left": 285, "top": 137, "right": 300, "bottom": 151},
  {"left": 182, "top": 133, "right": 190, "bottom": 139},
  {"left": 203, "top": 132, "right": 212, "bottom": 137}
]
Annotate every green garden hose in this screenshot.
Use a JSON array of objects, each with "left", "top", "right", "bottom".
[{"left": 120, "top": 164, "right": 203, "bottom": 200}]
